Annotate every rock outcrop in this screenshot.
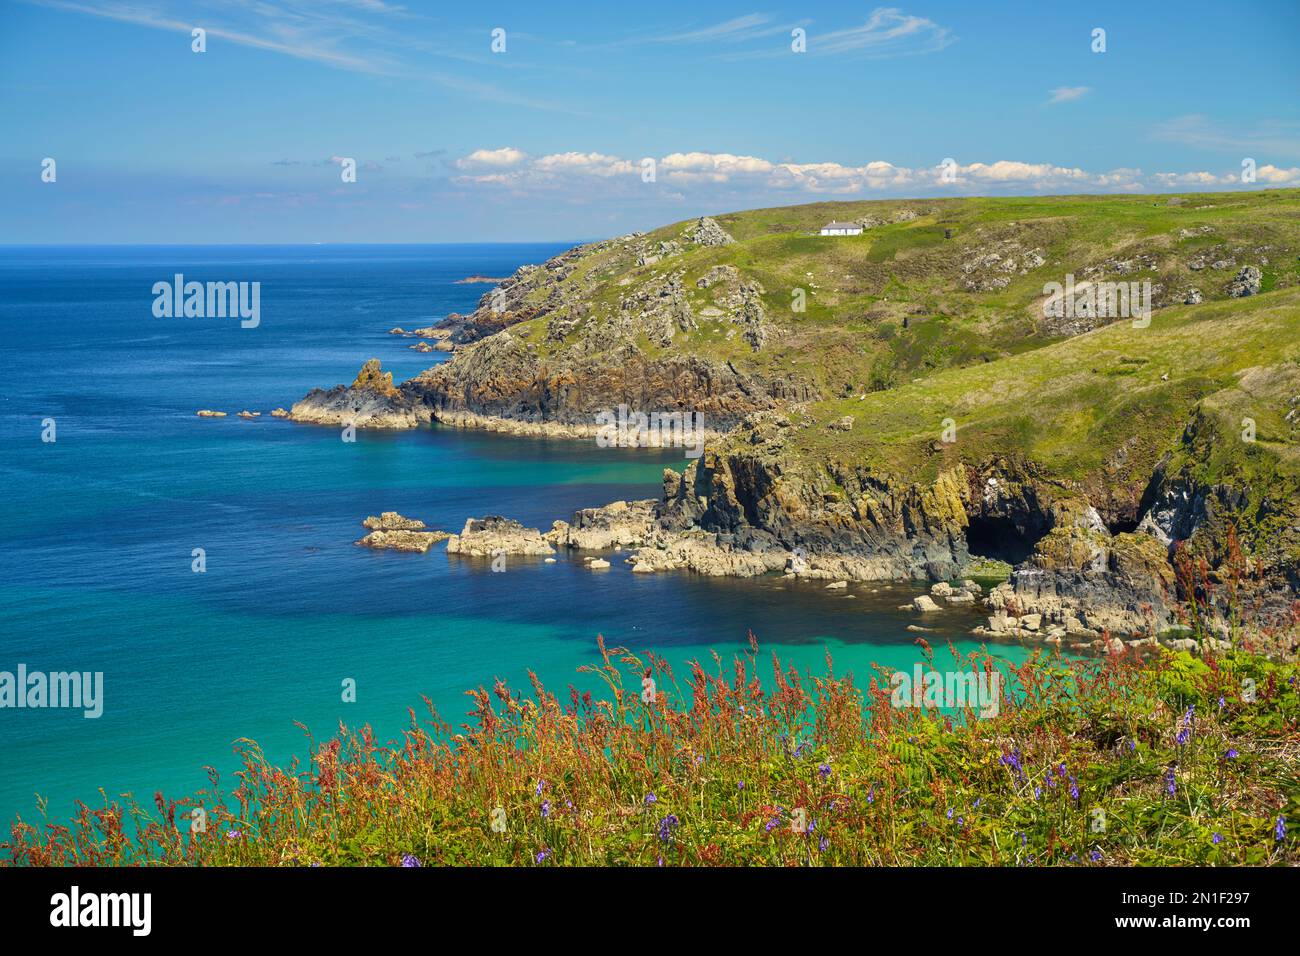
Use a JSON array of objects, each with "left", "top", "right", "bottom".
[
  {"left": 289, "top": 359, "right": 422, "bottom": 428},
  {"left": 446, "top": 516, "right": 556, "bottom": 556}
]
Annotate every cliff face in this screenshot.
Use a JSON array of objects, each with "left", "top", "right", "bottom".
[{"left": 404, "top": 333, "right": 785, "bottom": 431}]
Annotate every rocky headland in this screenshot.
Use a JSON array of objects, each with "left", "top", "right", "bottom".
[{"left": 286, "top": 193, "right": 1300, "bottom": 647}]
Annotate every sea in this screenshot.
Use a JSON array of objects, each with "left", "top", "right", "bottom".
[{"left": 0, "top": 243, "right": 1041, "bottom": 828}]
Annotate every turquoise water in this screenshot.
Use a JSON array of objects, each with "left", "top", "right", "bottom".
[{"left": 0, "top": 245, "right": 1039, "bottom": 827}]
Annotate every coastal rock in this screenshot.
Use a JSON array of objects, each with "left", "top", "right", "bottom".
[
  {"left": 270, "top": 408, "right": 290, "bottom": 418},
  {"left": 289, "top": 359, "right": 422, "bottom": 429},
  {"left": 446, "top": 516, "right": 555, "bottom": 556},
  {"left": 196, "top": 409, "right": 227, "bottom": 417},
  {"left": 355, "top": 529, "right": 451, "bottom": 553},
  {"left": 913, "top": 595, "right": 941, "bottom": 612},
  {"left": 363, "top": 511, "right": 426, "bottom": 531},
  {"left": 547, "top": 499, "right": 657, "bottom": 550}
]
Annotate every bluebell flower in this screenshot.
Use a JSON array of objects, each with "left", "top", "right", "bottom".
[
  {"left": 541, "top": 800, "right": 551, "bottom": 819},
  {"left": 818, "top": 836, "right": 829, "bottom": 852},
  {"left": 1089, "top": 849, "right": 1102, "bottom": 862},
  {"left": 535, "top": 779, "right": 546, "bottom": 796},
  {"left": 1225, "top": 748, "right": 1239, "bottom": 759},
  {"left": 644, "top": 792, "right": 656, "bottom": 806},
  {"left": 657, "top": 814, "right": 680, "bottom": 843},
  {"left": 1276, "top": 816, "right": 1287, "bottom": 842},
  {"left": 400, "top": 853, "right": 421, "bottom": 868},
  {"left": 1212, "top": 833, "right": 1223, "bottom": 845},
  {"left": 536, "top": 848, "right": 550, "bottom": 863},
  {"left": 1165, "top": 765, "right": 1177, "bottom": 796},
  {"left": 818, "top": 762, "right": 831, "bottom": 779}
]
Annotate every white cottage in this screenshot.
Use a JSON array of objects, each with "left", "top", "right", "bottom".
[{"left": 820, "top": 221, "right": 863, "bottom": 236}]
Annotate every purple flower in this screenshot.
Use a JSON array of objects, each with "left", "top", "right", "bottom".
[
  {"left": 1225, "top": 748, "right": 1239, "bottom": 759},
  {"left": 535, "top": 780, "right": 545, "bottom": 796},
  {"left": 867, "top": 785, "right": 875, "bottom": 804},
  {"left": 400, "top": 853, "right": 421, "bottom": 868},
  {"left": 818, "top": 762, "right": 831, "bottom": 779},
  {"left": 738, "top": 781, "right": 745, "bottom": 790},
  {"left": 1165, "top": 765, "right": 1177, "bottom": 796},
  {"left": 644, "top": 793, "right": 656, "bottom": 806},
  {"left": 541, "top": 800, "right": 551, "bottom": 819},
  {"left": 1212, "top": 833, "right": 1223, "bottom": 845},
  {"left": 1218, "top": 696, "right": 1225, "bottom": 710},
  {"left": 1089, "top": 850, "right": 1102, "bottom": 862},
  {"left": 764, "top": 816, "right": 780, "bottom": 833},
  {"left": 1034, "top": 786, "right": 1042, "bottom": 800},
  {"left": 1069, "top": 776, "right": 1079, "bottom": 801},
  {"left": 225, "top": 830, "right": 242, "bottom": 840},
  {"left": 657, "top": 814, "right": 680, "bottom": 843},
  {"left": 818, "top": 836, "right": 829, "bottom": 853},
  {"left": 536, "top": 848, "right": 550, "bottom": 863},
  {"left": 1275, "top": 816, "right": 1287, "bottom": 842},
  {"left": 946, "top": 808, "right": 954, "bottom": 820}
]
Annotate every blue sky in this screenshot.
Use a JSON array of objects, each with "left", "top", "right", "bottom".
[{"left": 2, "top": 0, "right": 1298, "bottom": 242}]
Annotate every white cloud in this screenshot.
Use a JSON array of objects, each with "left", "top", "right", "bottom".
[
  {"left": 452, "top": 147, "right": 1292, "bottom": 198},
  {"left": 1047, "top": 86, "right": 1091, "bottom": 105},
  {"left": 457, "top": 147, "right": 528, "bottom": 168}
]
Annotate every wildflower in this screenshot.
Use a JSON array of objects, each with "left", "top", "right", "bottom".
[
  {"left": 657, "top": 814, "right": 680, "bottom": 843},
  {"left": 1218, "top": 696, "right": 1225, "bottom": 710},
  {"left": 1276, "top": 816, "right": 1287, "bottom": 842},
  {"left": 644, "top": 793, "right": 656, "bottom": 806},
  {"left": 1018, "top": 832, "right": 1027, "bottom": 847},
  {"left": 957, "top": 816, "right": 964, "bottom": 826},
  {"left": 536, "top": 849, "right": 551, "bottom": 863},
  {"left": 541, "top": 800, "right": 551, "bottom": 819},
  {"left": 818, "top": 836, "right": 829, "bottom": 852},
  {"left": 818, "top": 762, "right": 831, "bottom": 779},
  {"left": 1089, "top": 850, "right": 1102, "bottom": 862},
  {"left": 1069, "top": 776, "right": 1079, "bottom": 801},
  {"left": 946, "top": 808, "right": 953, "bottom": 820},
  {"left": 226, "top": 830, "right": 242, "bottom": 840},
  {"left": 974, "top": 797, "right": 982, "bottom": 809},
  {"left": 807, "top": 818, "right": 816, "bottom": 834},
  {"left": 1212, "top": 833, "right": 1223, "bottom": 845},
  {"left": 1165, "top": 765, "right": 1177, "bottom": 796},
  {"left": 1034, "top": 786, "right": 1042, "bottom": 800},
  {"left": 1225, "top": 748, "right": 1239, "bottom": 759},
  {"left": 738, "top": 781, "right": 745, "bottom": 790},
  {"left": 535, "top": 780, "right": 545, "bottom": 796},
  {"left": 867, "top": 785, "right": 875, "bottom": 804},
  {"left": 764, "top": 816, "right": 780, "bottom": 833},
  {"left": 400, "top": 853, "right": 421, "bottom": 868},
  {"left": 1128, "top": 739, "right": 1137, "bottom": 752},
  {"left": 1057, "top": 763, "right": 1067, "bottom": 777}
]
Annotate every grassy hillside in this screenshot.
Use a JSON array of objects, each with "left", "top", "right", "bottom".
[{"left": 504, "top": 190, "right": 1300, "bottom": 399}]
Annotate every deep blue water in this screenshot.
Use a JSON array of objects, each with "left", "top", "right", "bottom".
[{"left": 0, "top": 244, "right": 1034, "bottom": 829}]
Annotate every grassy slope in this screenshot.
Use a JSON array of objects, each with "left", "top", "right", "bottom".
[{"left": 496, "top": 190, "right": 1299, "bottom": 504}]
